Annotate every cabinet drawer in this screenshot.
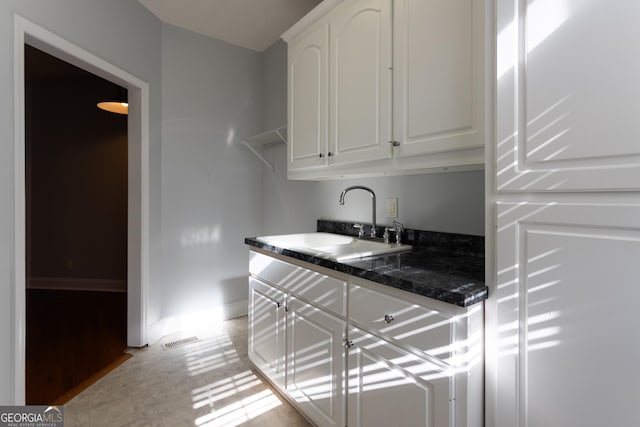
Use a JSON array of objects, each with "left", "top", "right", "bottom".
[
  {"left": 250, "top": 251, "right": 347, "bottom": 316},
  {"left": 349, "top": 284, "right": 453, "bottom": 363}
]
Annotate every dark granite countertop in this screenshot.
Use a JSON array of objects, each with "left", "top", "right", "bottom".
[{"left": 245, "top": 221, "right": 487, "bottom": 308}]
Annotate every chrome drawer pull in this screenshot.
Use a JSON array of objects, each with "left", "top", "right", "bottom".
[{"left": 384, "top": 314, "right": 395, "bottom": 324}]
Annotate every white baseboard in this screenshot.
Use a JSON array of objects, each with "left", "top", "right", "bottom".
[
  {"left": 146, "top": 299, "right": 249, "bottom": 346},
  {"left": 28, "top": 277, "right": 127, "bottom": 293}
]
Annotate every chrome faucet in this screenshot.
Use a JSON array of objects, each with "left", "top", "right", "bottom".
[{"left": 339, "top": 186, "right": 377, "bottom": 238}]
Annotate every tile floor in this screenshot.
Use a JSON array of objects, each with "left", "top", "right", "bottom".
[{"left": 64, "top": 316, "right": 311, "bottom": 427}]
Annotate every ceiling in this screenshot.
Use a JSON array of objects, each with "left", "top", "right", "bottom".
[{"left": 138, "top": 0, "right": 322, "bottom": 52}]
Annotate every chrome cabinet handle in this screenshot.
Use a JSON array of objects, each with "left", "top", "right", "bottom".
[{"left": 384, "top": 314, "right": 395, "bottom": 324}]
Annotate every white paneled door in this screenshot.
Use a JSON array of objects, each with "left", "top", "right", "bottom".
[
  {"left": 248, "top": 278, "right": 287, "bottom": 389},
  {"left": 493, "top": 1, "right": 640, "bottom": 426},
  {"left": 393, "top": 0, "right": 484, "bottom": 158},
  {"left": 495, "top": 203, "right": 640, "bottom": 427},
  {"left": 347, "top": 327, "right": 452, "bottom": 427},
  {"left": 288, "top": 22, "right": 329, "bottom": 170},
  {"left": 329, "top": 0, "right": 393, "bottom": 165},
  {"left": 496, "top": 0, "right": 640, "bottom": 192},
  {"left": 286, "top": 296, "right": 346, "bottom": 427}
]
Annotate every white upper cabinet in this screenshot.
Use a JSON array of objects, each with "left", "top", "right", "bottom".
[
  {"left": 393, "top": 0, "right": 484, "bottom": 158},
  {"left": 329, "top": 0, "right": 393, "bottom": 165},
  {"left": 496, "top": 0, "right": 640, "bottom": 191},
  {"left": 288, "top": 22, "right": 329, "bottom": 171},
  {"left": 283, "top": 0, "right": 485, "bottom": 179}
]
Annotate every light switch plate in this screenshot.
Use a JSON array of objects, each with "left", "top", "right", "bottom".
[{"left": 387, "top": 197, "right": 398, "bottom": 218}]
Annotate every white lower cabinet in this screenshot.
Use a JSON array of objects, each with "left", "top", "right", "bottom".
[
  {"left": 249, "top": 251, "right": 348, "bottom": 426},
  {"left": 347, "top": 327, "right": 451, "bottom": 427},
  {"left": 248, "top": 277, "right": 287, "bottom": 388},
  {"left": 286, "top": 296, "right": 347, "bottom": 427},
  {"left": 346, "top": 280, "right": 483, "bottom": 427},
  {"left": 248, "top": 250, "right": 483, "bottom": 426}
]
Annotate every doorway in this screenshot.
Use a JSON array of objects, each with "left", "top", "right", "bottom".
[
  {"left": 13, "top": 15, "right": 149, "bottom": 404},
  {"left": 25, "top": 45, "right": 129, "bottom": 404}
]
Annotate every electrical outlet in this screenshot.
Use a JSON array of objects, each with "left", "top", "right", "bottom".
[{"left": 387, "top": 197, "right": 398, "bottom": 218}]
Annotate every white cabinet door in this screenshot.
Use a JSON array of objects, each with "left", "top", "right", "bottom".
[
  {"left": 347, "top": 327, "right": 453, "bottom": 427},
  {"left": 496, "top": 0, "right": 640, "bottom": 191},
  {"left": 328, "top": 0, "right": 393, "bottom": 165},
  {"left": 248, "top": 277, "right": 287, "bottom": 388},
  {"left": 286, "top": 296, "right": 346, "bottom": 427},
  {"left": 394, "top": 0, "right": 484, "bottom": 158},
  {"left": 288, "top": 22, "right": 329, "bottom": 171},
  {"left": 495, "top": 202, "right": 640, "bottom": 427}
]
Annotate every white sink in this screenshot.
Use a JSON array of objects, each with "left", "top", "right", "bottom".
[{"left": 256, "top": 232, "right": 412, "bottom": 262}]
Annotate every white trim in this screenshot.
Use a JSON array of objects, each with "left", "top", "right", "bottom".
[
  {"left": 13, "top": 15, "right": 27, "bottom": 407},
  {"left": 27, "top": 277, "right": 127, "bottom": 293},
  {"left": 12, "top": 14, "right": 150, "bottom": 404},
  {"left": 281, "top": 0, "right": 343, "bottom": 42},
  {"left": 147, "top": 300, "right": 249, "bottom": 346}
]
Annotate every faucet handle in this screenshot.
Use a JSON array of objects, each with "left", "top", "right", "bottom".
[
  {"left": 383, "top": 227, "right": 393, "bottom": 244},
  {"left": 392, "top": 220, "right": 404, "bottom": 245},
  {"left": 353, "top": 223, "right": 365, "bottom": 238}
]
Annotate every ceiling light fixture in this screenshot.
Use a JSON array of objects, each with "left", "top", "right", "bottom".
[{"left": 97, "top": 87, "right": 128, "bottom": 115}]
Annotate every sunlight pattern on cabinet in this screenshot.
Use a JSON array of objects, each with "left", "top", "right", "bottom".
[
  {"left": 495, "top": 202, "right": 640, "bottom": 427},
  {"left": 497, "top": 0, "right": 640, "bottom": 192},
  {"left": 497, "top": 0, "right": 569, "bottom": 79},
  {"left": 249, "top": 250, "right": 483, "bottom": 426}
]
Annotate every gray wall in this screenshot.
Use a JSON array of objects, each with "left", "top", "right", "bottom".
[
  {"left": 0, "top": 0, "right": 162, "bottom": 403},
  {"left": 157, "top": 24, "right": 262, "bottom": 325},
  {"left": 262, "top": 40, "right": 288, "bottom": 131},
  {"left": 259, "top": 41, "right": 485, "bottom": 237},
  {"left": 260, "top": 39, "right": 319, "bottom": 234}
]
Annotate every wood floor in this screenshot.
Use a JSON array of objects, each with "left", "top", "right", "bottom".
[{"left": 26, "top": 289, "right": 127, "bottom": 405}]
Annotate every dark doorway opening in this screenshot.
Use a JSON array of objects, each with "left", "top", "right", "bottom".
[{"left": 25, "top": 45, "right": 129, "bottom": 404}]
